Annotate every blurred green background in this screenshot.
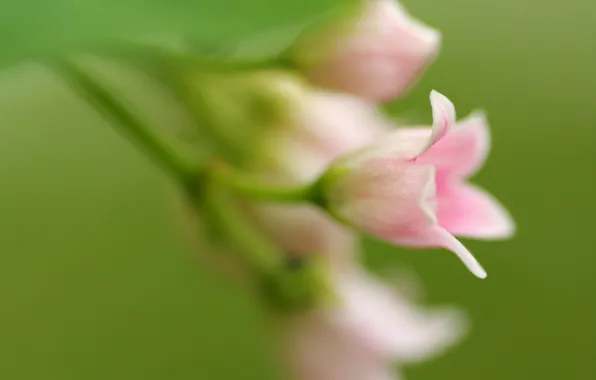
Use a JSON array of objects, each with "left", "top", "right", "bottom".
[{"left": 0, "top": 0, "right": 594, "bottom": 379}]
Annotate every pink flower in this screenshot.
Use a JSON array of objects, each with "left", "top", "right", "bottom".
[
  {"left": 321, "top": 91, "right": 515, "bottom": 278},
  {"left": 293, "top": 0, "right": 440, "bottom": 101},
  {"left": 281, "top": 268, "right": 465, "bottom": 380}
]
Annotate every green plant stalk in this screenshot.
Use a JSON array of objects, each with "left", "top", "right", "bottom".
[
  {"left": 96, "top": 38, "right": 292, "bottom": 73},
  {"left": 199, "top": 181, "right": 281, "bottom": 274},
  {"left": 198, "top": 180, "right": 335, "bottom": 312},
  {"left": 209, "top": 162, "right": 315, "bottom": 203},
  {"left": 174, "top": 74, "right": 246, "bottom": 164},
  {"left": 53, "top": 56, "right": 332, "bottom": 311},
  {"left": 96, "top": 39, "right": 296, "bottom": 163},
  {"left": 52, "top": 59, "right": 198, "bottom": 188}
]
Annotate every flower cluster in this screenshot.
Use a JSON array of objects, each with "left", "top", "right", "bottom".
[
  {"left": 180, "top": 0, "right": 514, "bottom": 379},
  {"left": 46, "top": 0, "right": 515, "bottom": 377}
]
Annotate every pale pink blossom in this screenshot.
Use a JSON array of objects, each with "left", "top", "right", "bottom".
[
  {"left": 293, "top": 0, "right": 440, "bottom": 101},
  {"left": 264, "top": 90, "right": 393, "bottom": 181},
  {"left": 281, "top": 268, "right": 465, "bottom": 380},
  {"left": 322, "top": 91, "right": 515, "bottom": 278}
]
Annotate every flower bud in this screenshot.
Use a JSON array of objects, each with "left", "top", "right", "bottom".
[
  {"left": 292, "top": 0, "right": 440, "bottom": 101},
  {"left": 182, "top": 69, "right": 307, "bottom": 162}
]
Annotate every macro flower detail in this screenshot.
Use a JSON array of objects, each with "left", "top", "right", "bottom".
[
  {"left": 319, "top": 91, "right": 515, "bottom": 278},
  {"left": 3, "top": 0, "right": 521, "bottom": 378},
  {"left": 292, "top": 0, "right": 440, "bottom": 101}
]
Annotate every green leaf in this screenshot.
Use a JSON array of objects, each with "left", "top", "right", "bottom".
[{"left": 0, "top": 0, "right": 351, "bottom": 68}]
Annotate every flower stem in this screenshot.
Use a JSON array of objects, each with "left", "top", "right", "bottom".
[
  {"left": 199, "top": 181, "right": 281, "bottom": 274},
  {"left": 96, "top": 39, "right": 291, "bottom": 73},
  {"left": 52, "top": 59, "right": 198, "bottom": 188},
  {"left": 208, "top": 162, "right": 314, "bottom": 203},
  {"left": 198, "top": 180, "right": 334, "bottom": 312}
]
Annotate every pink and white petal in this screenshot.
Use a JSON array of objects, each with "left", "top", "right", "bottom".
[
  {"left": 387, "top": 226, "right": 487, "bottom": 278},
  {"left": 368, "top": 366, "right": 402, "bottom": 380},
  {"left": 283, "top": 311, "right": 388, "bottom": 380},
  {"left": 248, "top": 203, "right": 358, "bottom": 264},
  {"left": 330, "top": 269, "right": 468, "bottom": 362},
  {"left": 330, "top": 161, "right": 438, "bottom": 239},
  {"left": 436, "top": 227, "right": 488, "bottom": 278},
  {"left": 424, "top": 90, "right": 456, "bottom": 151},
  {"left": 369, "top": 127, "right": 432, "bottom": 161},
  {"left": 437, "top": 182, "right": 515, "bottom": 240},
  {"left": 419, "top": 111, "right": 490, "bottom": 179},
  {"left": 338, "top": 91, "right": 454, "bottom": 164},
  {"left": 274, "top": 137, "right": 333, "bottom": 182},
  {"left": 296, "top": 91, "right": 393, "bottom": 157}
]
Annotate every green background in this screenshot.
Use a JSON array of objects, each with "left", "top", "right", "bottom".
[{"left": 0, "top": 0, "right": 594, "bottom": 379}]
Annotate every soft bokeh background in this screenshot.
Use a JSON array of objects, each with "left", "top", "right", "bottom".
[{"left": 0, "top": 0, "right": 594, "bottom": 379}]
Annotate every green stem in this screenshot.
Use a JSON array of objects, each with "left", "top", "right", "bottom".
[
  {"left": 199, "top": 181, "right": 281, "bottom": 274},
  {"left": 209, "top": 162, "right": 314, "bottom": 203},
  {"left": 199, "top": 180, "right": 334, "bottom": 312},
  {"left": 96, "top": 39, "right": 291, "bottom": 73},
  {"left": 174, "top": 74, "right": 246, "bottom": 164},
  {"left": 52, "top": 59, "right": 197, "bottom": 187},
  {"left": 185, "top": 53, "right": 290, "bottom": 72},
  {"left": 93, "top": 39, "right": 291, "bottom": 166}
]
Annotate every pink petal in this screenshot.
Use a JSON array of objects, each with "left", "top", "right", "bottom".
[
  {"left": 248, "top": 203, "right": 358, "bottom": 264},
  {"left": 424, "top": 90, "right": 455, "bottom": 152},
  {"left": 356, "top": 127, "right": 432, "bottom": 162},
  {"left": 437, "top": 182, "right": 515, "bottom": 240},
  {"left": 331, "top": 269, "right": 468, "bottom": 362},
  {"left": 435, "top": 227, "right": 488, "bottom": 278},
  {"left": 283, "top": 311, "right": 389, "bottom": 380},
  {"left": 263, "top": 91, "right": 390, "bottom": 184},
  {"left": 331, "top": 161, "right": 438, "bottom": 239},
  {"left": 387, "top": 226, "right": 487, "bottom": 278},
  {"left": 341, "top": 91, "right": 456, "bottom": 163},
  {"left": 267, "top": 130, "right": 334, "bottom": 181},
  {"left": 419, "top": 111, "right": 490, "bottom": 178},
  {"left": 296, "top": 91, "right": 392, "bottom": 157}
]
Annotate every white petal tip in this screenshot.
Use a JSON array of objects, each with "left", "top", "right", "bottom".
[
  {"left": 494, "top": 207, "right": 517, "bottom": 239},
  {"left": 492, "top": 220, "right": 516, "bottom": 240},
  {"left": 475, "top": 268, "right": 488, "bottom": 279},
  {"left": 429, "top": 90, "right": 455, "bottom": 115},
  {"left": 429, "top": 89, "right": 448, "bottom": 103},
  {"left": 467, "top": 109, "right": 489, "bottom": 122},
  {"left": 469, "top": 202, "right": 517, "bottom": 241},
  {"left": 428, "top": 90, "right": 456, "bottom": 141},
  {"left": 426, "top": 29, "right": 442, "bottom": 47},
  {"left": 463, "top": 255, "right": 487, "bottom": 279},
  {"left": 438, "top": 228, "right": 487, "bottom": 279}
]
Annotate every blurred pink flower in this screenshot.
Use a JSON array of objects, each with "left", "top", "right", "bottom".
[
  {"left": 266, "top": 90, "right": 392, "bottom": 181},
  {"left": 249, "top": 203, "right": 358, "bottom": 265},
  {"left": 282, "top": 268, "right": 465, "bottom": 380},
  {"left": 293, "top": 0, "right": 440, "bottom": 101},
  {"left": 323, "top": 91, "right": 515, "bottom": 278},
  {"left": 250, "top": 91, "right": 390, "bottom": 262}
]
